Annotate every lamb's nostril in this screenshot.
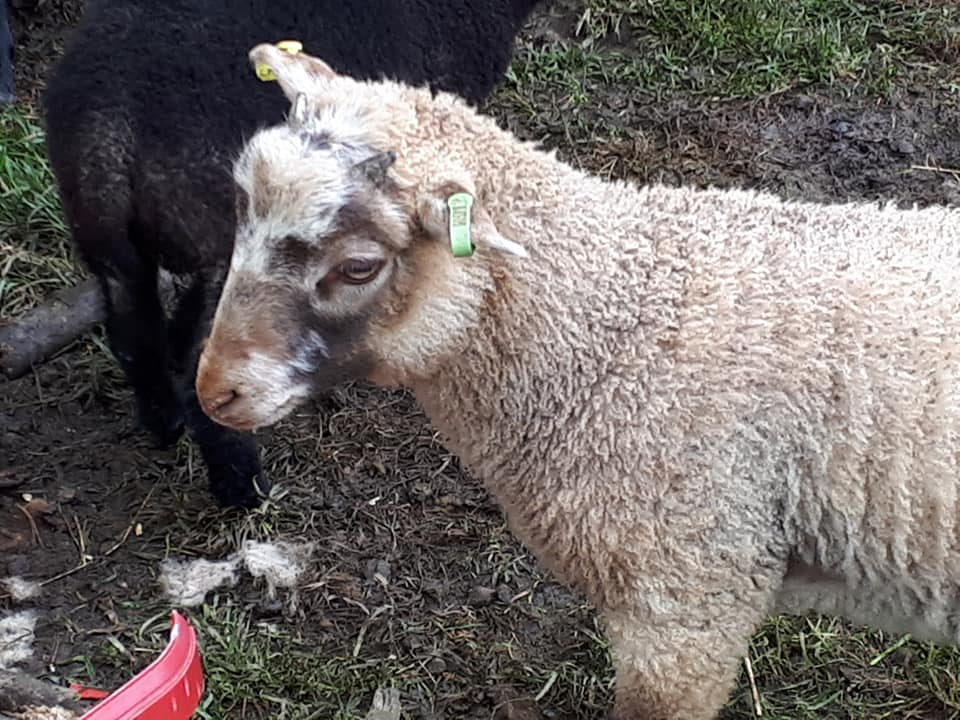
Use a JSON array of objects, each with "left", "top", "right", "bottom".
[{"left": 210, "top": 389, "right": 239, "bottom": 412}]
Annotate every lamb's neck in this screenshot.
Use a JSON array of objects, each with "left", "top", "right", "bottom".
[
  {"left": 410, "top": 228, "right": 670, "bottom": 502},
  {"left": 405, "top": 94, "right": 682, "bottom": 495},
  {"left": 410, "top": 300, "right": 581, "bottom": 498}
]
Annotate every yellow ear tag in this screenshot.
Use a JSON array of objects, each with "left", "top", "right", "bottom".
[
  {"left": 255, "top": 64, "right": 277, "bottom": 81},
  {"left": 275, "top": 40, "right": 303, "bottom": 54},
  {"left": 255, "top": 39, "right": 304, "bottom": 82}
]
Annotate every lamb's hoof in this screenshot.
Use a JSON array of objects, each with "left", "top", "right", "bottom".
[
  {"left": 208, "top": 461, "right": 271, "bottom": 510},
  {"left": 137, "top": 388, "right": 185, "bottom": 448}
]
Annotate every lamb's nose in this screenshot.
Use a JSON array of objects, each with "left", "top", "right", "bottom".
[{"left": 209, "top": 389, "right": 239, "bottom": 413}]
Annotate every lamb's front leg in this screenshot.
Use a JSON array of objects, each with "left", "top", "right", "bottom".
[{"left": 602, "top": 557, "right": 780, "bottom": 720}]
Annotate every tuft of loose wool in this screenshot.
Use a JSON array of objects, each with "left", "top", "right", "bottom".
[
  {"left": 1, "top": 577, "right": 42, "bottom": 603},
  {"left": 158, "top": 557, "right": 239, "bottom": 607},
  {"left": 0, "top": 611, "right": 37, "bottom": 670},
  {"left": 158, "top": 540, "right": 315, "bottom": 608},
  {"left": 240, "top": 539, "right": 315, "bottom": 600}
]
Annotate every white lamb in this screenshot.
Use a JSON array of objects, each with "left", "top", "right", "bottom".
[{"left": 195, "top": 41, "right": 960, "bottom": 719}]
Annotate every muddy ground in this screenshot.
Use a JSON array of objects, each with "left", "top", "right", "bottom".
[{"left": 3, "top": 1, "right": 960, "bottom": 719}]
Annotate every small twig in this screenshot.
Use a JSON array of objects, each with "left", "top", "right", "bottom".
[
  {"left": 73, "top": 513, "right": 90, "bottom": 565},
  {"left": 15, "top": 503, "right": 43, "bottom": 547},
  {"left": 744, "top": 654, "right": 763, "bottom": 717},
  {"left": 352, "top": 605, "right": 389, "bottom": 658},
  {"left": 909, "top": 163, "right": 960, "bottom": 177},
  {"left": 104, "top": 484, "right": 157, "bottom": 556},
  {"left": 39, "top": 562, "right": 93, "bottom": 588}
]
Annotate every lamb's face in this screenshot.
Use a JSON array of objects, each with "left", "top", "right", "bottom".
[
  {"left": 195, "top": 42, "right": 525, "bottom": 432},
  {"left": 195, "top": 128, "right": 403, "bottom": 430},
  {"left": 195, "top": 130, "right": 485, "bottom": 431}
]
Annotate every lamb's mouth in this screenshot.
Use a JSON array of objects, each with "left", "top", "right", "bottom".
[{"left": 200, "top": 384, "right": 308, "bottom": 431}]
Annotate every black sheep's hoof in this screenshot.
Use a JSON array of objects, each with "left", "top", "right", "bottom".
[
  {"left": 208, "top": 457, "right": 271, "bottom": 510},
  {"left": 136, "top": 386, "right": 185, "bottom": 447}
]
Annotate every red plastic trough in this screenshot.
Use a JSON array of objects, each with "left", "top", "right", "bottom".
[{"left": 77, "top": 611, "right": 204, "bottom": 720}]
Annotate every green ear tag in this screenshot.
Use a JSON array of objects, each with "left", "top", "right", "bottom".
[{"left": 447, "top": 192, "right": 474, "bottom": 258}]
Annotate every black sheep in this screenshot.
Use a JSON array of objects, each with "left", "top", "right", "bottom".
[{"left": 42, "top": 0, "right": 541, "bottom": 509}]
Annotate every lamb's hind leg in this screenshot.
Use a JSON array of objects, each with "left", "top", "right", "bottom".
[
  {"left": 168, "top": 271, "right": 269, "bottom": 509},
  {"left": 603, "top": 565, "right": 778, "bottom": 720}
]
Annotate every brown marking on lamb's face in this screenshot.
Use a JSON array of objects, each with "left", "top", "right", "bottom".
[
  {"left": 197, "top": 181, "right": 486, "bottom": 428},
  {"left": 361, "top": 225, "right": 488, "bottom": 386},
  {"left": 196, "top": 272, "right": 307, "bottom": 428},
  {"left": 197, "top": 172, "right": 423, "bottom": 429},
  {"left": 268, "top": 235, "right": 315, "bottom": 275},
  {"left": 197, "top": 262, "right": 381, "bottom": 431}
]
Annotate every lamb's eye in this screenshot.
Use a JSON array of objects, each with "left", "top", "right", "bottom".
[{"left": 338, "top": 258, "right": 383, "bottom": 285}]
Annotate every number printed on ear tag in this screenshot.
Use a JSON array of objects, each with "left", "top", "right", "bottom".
[{"left": 447, "top": 192, "right": 474, "bottom": 258}]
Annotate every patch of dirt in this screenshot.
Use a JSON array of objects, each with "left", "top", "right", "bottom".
[
  {"left": 493, "top": 0, "right": 960, "bottom": 208},
  {"left": 565, "top": 89, "right": 960, "bottom": 207},
  {"left": 4, "top": 0, "right": 960, "bottom": 719},
  {"left": 9, "top": 0, "right": 84, "bottom": 106},
  {"left": 1, "top": 350, "right": 599, "bottom": 718}
]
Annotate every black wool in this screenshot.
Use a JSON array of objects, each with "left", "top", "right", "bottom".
[{"left": 42, "top": 0, "right": 542, "bottom": 509}]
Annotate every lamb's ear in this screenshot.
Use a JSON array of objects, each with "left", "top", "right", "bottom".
[
  {"left": 415, "top": 184, "right": 527, "bottom": 259},
  {"left": 249, "top": 42, "right": 337, "bottom": 104}
]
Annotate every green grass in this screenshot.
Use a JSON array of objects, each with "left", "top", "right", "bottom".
[
  {"left": 0, "top": 107, "right": 79, "bottom": 319},
  {"left": 503, "top": 0, "right": 959, "bottom": 103},
  {"left": 738, "top": 615, "right": 960, "bottom": 719},
  {"left": 60, "top": 593, "right": 960, "bottom": 719},
  {"left": 56, "top": 602, "right": 412, "bottom": 720},
  {"left": 191, "top": 604, "right": 410, "bottom": 720}
]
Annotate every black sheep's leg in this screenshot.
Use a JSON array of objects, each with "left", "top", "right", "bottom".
[
  {"left": 88, "top": 241, "right": 184, "bottom": 447},
  {"left": 168, "top": 269, "right": 270, "bottom": 510},
  {"left": 166, "top": 273, "right": 206, "bottom": 378}
]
